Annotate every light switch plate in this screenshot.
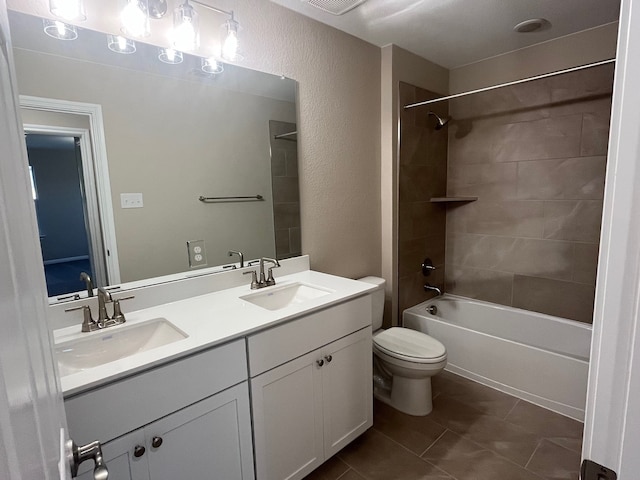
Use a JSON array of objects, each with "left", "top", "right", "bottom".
[
  {"left": 187, "top": 240, "right": 207, "bottom": 268},
  {"left": 120, "top": 193, "right": 144, "bottom": 208}
]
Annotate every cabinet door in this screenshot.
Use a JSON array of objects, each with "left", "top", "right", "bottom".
[
  {"left": 251, "top": 349, "right": 324, "bottom": 480},
  {"left": 145, "top": 382, "right": 254, "bottom": 480},
  {"left": 322, "top": 328, "right": 373, "bottom": 458},
  {"left": 75, "top": 429, "right": 149, "bottom": 480}
]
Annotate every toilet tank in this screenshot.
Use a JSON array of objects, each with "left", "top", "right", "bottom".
[{"left": 358, "top": 276, "right": 386, "bottom": 330}]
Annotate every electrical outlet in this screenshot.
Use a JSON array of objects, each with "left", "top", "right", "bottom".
[
  {"left": 186, "top": 240, "right": 207, "bottom": 268},
  {"left": 120, "top": 193, "right": 144, "bottom": 208}
]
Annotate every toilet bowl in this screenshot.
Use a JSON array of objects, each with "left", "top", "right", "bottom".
[{"left": 359, "top": 276, "right": 447, "bottom": 416}]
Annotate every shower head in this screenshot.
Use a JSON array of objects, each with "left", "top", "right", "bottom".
[{"left": 427, "top": 111, "right": 450, "bottom": 130}]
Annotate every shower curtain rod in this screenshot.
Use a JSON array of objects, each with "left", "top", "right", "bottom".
[{"left": 403, "top": 58, "right": 616, "bottom": 110}]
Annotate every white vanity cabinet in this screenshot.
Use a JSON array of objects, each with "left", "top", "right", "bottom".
[
  {"left": 248, "top": 296, "right": 373, "bottom": 480},
  {"left": 70, "top": 339, "right": 254, "bottom": 480}
]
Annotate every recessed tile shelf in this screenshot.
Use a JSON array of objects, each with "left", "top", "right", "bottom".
[{"left": 430, "top": 197, "right": 478, "bottom": 203}]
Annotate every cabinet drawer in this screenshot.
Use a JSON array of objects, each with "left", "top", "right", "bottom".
[
  {"left": 248, "top": 295, "right": 372, "bottom": 377},
  {"left": 65, "top": 339, "right": 247, "bottom": 445}
]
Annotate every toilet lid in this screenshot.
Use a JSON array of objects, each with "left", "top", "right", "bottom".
[{"left": 374, "top": 327, "right": 446, "bottom": 362}]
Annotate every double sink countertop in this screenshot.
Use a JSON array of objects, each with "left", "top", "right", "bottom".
[{"left": 53, "top": 269, "right": 376, "bottom": 397}]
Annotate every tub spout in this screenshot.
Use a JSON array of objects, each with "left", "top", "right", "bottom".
[{"left": 424, "top": 284, "right": 442, "bottom": 296}]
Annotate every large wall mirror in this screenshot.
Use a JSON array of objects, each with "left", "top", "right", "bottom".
[{"left": 9, "top": 11, "right": 301, "bottom": 301}]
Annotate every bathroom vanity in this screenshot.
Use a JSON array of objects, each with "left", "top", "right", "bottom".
[{"left": 55, "top": 257, "right": 375, "bottom": 480}]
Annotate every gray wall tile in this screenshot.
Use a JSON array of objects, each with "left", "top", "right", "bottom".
[
  {"left": 543, "top": 200, "right": 604, "bottom": 242},
  {"left": 516, "top": 156, "right": 606, "bottom": 200},
  {"left": 512, "top": 275, "right": 595, "bottom": 323}
]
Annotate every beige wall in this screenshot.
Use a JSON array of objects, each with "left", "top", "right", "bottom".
[
  {"left": 445, "top": 64, "right": 614, "bottom": 323},
  {"left": 450, "top": 22, "right": 619, "bottom": 93},
  {"left": 15, "top": 48, "right": 295, "bottom": 282},
  {"left": 381, "top": 45, "right": 448, "bottom": 326},
  {"left": 234, "top": 0, "right": 382, "bottom": 278}
]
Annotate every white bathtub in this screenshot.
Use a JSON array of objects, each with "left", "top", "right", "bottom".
[{"left": 403, "top": 294, "right": 591, "bottom": 421}]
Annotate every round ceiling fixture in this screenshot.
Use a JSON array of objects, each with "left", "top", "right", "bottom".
[{"left": 513, "top": 18, "right": 551, "bottom": 33}]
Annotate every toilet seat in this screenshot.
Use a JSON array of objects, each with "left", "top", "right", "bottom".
[{"left": 373, "top": 327, "right": 446, "bottom": 364}]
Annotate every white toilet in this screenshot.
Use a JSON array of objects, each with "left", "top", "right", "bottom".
[{"left": 360, "top": 276, "right": 447, "bottom": 416}]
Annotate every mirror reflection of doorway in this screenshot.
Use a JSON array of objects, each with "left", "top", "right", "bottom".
[{"left": 25, "top": 133, "right": 96, "bottom": 297}]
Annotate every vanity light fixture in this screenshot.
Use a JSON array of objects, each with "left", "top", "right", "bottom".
[
  {"left": 158, "top": 47, "right": 184, "bottom": 64},
  {"left": 107, "top": 34, "right": 137, "bottom": 54},
  {"left": 49, "top": 0, "right": 86, "bottom": 22},
  {"left": 201, "top": 57, "right": 224, "bottom": 74},
  {"left": 43, "top": 19, "right": 78, "bottom": 40},
  {"left": 172, "top": 0, "right": 200, "bottom": 51},
  {"left": 120, "top": 0, "right": 151, "bottom": 37},
  {"left": 171, "top": 0, "right": 241, "bottom": 60}
]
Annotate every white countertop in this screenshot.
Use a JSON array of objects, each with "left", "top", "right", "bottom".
[{"left": 54, "top": 270, "right": 377, "bottom": 396}]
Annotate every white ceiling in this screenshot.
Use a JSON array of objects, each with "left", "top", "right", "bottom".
[{"left": 270, "top": 0, "right": 621, "bottom": 69}]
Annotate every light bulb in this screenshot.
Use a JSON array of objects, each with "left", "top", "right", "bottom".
[
  {"left": 56, "top": 20, "right": 66, "bottom": 37},
  {"left": 49, "top": 0, "right": 86, "bottom": 21},
  {"left": 222, "top": 30, "right": 237, "bottom": 61},
  {"left": 158, "top": 47, "right": 183, "bottom": 65},
  {"left": 107, "top": 34, "right": 136, "bottom": 54},
  {"left": 201, "top": 57, "right": 223, "bottom": 74},
  {"left": 43, "top": 18, "right": 78, "bottom": 40},
  {"left": 121, "top": 0, "right": 150, "bottom": 37},
  {"left": 172, "top": 1, "right": 199, "bottom": 51}
]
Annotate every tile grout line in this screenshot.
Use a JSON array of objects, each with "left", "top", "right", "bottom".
[
  {"left": 502, "top": 398, "right": 521, "bottom": 420},
  {"left": 524, "top": 438, "right": 544, "bottom": 470},
  {"left": 334, "top": 468, "right": 355, "bottom": 480},
  {"left": 419, "top": 428, "right": 450, "bottom": 458},
  {"left": 370, "top": 427, "right": 453, "bottom": 478}
]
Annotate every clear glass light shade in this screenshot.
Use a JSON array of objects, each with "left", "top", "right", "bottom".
[
  {"left": 120, "top": 0, "right": 150, "bottom": 37},
  {"left": 201, "top": 57, "right": 224, "bottom": 74},
  {"left": 107, "top": 35, "right": 136, "bottom": 54},
  {"left": 43, "top": 19, "right": 78, "bottom": 40},
  {"left": 158, "top": 48, "right": 183, "bottom": 64},
  {"left": 221, "top": 18, "right": 241, "bottom": 62},
  {"left": 172, "top": 1, "right": 199, "bottom": 52},
  {"left": 49, "top": 0, "right": 86, "bottom": 21}
]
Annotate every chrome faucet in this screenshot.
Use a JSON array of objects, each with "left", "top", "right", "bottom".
[
  {"left": 260, "top": 257, "right": 280, "bottom": 287},
  {"left": 424, "top": 284, "right": 442, "bottom": 296},
  {"left": 65, "top": 288, "right": 135, "bottom": 332},
  {"left": 80, "top": 272, "right": 94, "bottom": 297},
  {"left": 228, "top": 250, "right": 244, "bottom": 268},
  {"left": 97, "top": 287, "right": 113, "bottom": 327},
  {"left": 244, "top": 257, "right": 281, "bottom": 289}
]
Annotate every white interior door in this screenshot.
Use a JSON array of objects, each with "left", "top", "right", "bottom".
[
  {"left": 582, "top": 0, "right": 640, "bottom": 477},
  {"left": 0, "top": 1, "right": 70, "bottom": 478}
]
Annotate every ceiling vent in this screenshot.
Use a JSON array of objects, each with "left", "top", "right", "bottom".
[{"left": 304, "top": 0, "right": 367, "bottom": 15}]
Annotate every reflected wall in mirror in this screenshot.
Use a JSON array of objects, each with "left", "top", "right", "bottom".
[{"left": 9, "top": 11, "right": 300, "bottom": 299}]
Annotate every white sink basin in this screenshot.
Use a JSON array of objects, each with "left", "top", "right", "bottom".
[
  {"left": 240, "top": 282, "right": 333, "bottom": 311},
  {"left": 56, "top": 318, "right": 188, "bottom": 376}
]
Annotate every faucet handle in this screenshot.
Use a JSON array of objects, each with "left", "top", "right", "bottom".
[
  {"left": 243, "top": 270, "right": 259, "bottom": 289},
  {"left": 65, "top": 305, "right": 96, "bottom": 332},
  {"left": 266, "top": 265, "right": 279, "bottom": 286},
  {"left": 111, "top": 295, "right": 135, "bottom": 324}
]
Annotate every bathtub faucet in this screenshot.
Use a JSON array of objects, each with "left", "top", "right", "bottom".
[{"left": 424, "top": 283, "right": 442, "bottom": 296}]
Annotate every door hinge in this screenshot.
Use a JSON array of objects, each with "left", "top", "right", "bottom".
[{"left": 581, "top": 459, "right": 617, "bottom": 480}]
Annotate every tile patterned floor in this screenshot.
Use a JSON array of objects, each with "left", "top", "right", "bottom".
[{"left": 304, "top": 371, "right": 583, "bottom": 480}]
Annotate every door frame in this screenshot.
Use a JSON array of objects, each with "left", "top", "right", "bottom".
[
  {"left": 581, "top": 0, "right": 640, "bottom": 475},
  {"left": 24, "top": 124, "right": 111, "bottom": 292},
  {"left": 20, "top": 95, "right": 121, "bottom": 286}
]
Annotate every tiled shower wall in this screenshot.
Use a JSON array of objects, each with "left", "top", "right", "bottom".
[
  {"left": 444, "top": 64, "right": 614, "bottom": 323},
  {"left": 269, "top": 120, "right": 301, "bottom": 260},
  {"left": 397, "top": 83, "right": 449, "bottom": 315}
]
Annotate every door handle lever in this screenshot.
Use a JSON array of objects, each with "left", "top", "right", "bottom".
[{"left": 69, "top": 439, "right": 109, "bottom": 480}]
